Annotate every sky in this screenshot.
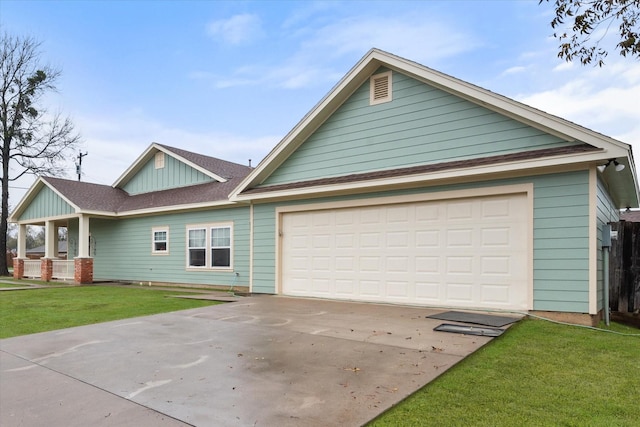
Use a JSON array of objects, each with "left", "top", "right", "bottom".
[{"left": 2, "top": 0, "right": 640, "bottom": 208}]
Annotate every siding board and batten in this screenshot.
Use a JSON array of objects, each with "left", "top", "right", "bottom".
[
  {"left": 19, "top": 185, "right": 74, "bottom": 221},
  {"left": 122, "top": 154, "right": 214, "bottom": 195}
]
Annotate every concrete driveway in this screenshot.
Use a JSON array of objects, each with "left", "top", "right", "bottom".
[{"left": 0, "top": 296, "right": 514, "bottom": 426}]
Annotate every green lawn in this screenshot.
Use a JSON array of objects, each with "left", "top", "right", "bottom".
[
  {"left": 369, "top": 318, "right": 640, "bottom": 427},
  {"left": 0, "top": 282, "right": 29, "bottom": 288},
  {"left": 0, "top": 285, "right": 220, "bottom": 338},
  {"left": 2, "top": 285, "right": 639, "bottom": 426}
]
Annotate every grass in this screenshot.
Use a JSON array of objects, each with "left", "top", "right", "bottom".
[
  {"left": 3, "top": 285, "right": 639, "bottom": 425},
  {"left": 0, "top": 285, "right": 220, "bottom": 338},
  {"left": 0, "top": 278, "right": 69, "bottom": 287},
  {"left": 368, "top": 318, "right": 640, "bottom": 427},
  {"left": 0, "top": 282, "right": 29, "bottom": 288}
]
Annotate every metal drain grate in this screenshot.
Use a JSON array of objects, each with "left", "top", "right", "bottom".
[{"left": 434, "top": 323, "right": 505, "bottom": 337}]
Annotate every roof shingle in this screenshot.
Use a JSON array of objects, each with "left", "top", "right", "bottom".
[{"left": 41, "top": 147, "right": 252, "bottom": 214}]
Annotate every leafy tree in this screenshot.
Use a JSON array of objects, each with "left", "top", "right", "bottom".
[
  {"left": 0, "top": 33, "right": 81, "bottom": 275},
  {"left": 542, "top": 0, "right": 640, "bottom": 65}
]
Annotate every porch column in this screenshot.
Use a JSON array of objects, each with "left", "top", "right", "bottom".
[
  {"left": 75, "top": 215, "right": 93, "bottom": 284},
  {"left": 44, "top": 220, "right": 56, "bottom": 259},
  {"left": 16, "top": 224, "right": 26, "bottom": 259},
  {"left": 77, "top": 215, "right": 90, "bottom": 258}
]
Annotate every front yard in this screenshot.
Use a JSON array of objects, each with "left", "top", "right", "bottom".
[
  {"left": 1, "top": 282, "right": 638, "bottom": 426},
  {"left": 369, "top": 317, "right": 640, "bottom": 426},
  {"left": 0, "top": 283, "right": 220, "bottom": 338}
]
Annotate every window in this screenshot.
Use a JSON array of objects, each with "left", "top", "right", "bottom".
[
  {"left": 211, "top": 227, "right": 231, "bottom": 267},
  {"left": 152, "top": 227, "right": 169, "bottom": 254},
  {"left": 155, "top": 151, "right": 165, "bottom": 169},
  {"left": 369, "top": 71, "right": 392, "bottom": 105},
  {"left": 187, "top": 223, "right": 233, "bottom": 269}
]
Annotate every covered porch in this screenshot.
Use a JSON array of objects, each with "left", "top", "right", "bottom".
[{"left": 12, "top": 215, "right": 94, "bottom": 284}]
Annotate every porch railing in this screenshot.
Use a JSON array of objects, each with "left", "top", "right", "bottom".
[
  {"left": 52, "top": 260, "right": 75, "bottom": 280},
  {"left": 23, "top": 260, "right": 41, "bottom": 278}
]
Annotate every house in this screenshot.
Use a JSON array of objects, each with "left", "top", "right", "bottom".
[
  {"left": 10, "top": 49, "right": 639, "bottom": 325},
  {"left": 26, "top": 241, "right": 68, "bottom": 259},
  {"left": 619, "top": 209, "right": 640, "bottom": 222}
]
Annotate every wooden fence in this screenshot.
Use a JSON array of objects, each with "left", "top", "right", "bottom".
[{"left": 610, "top": 221, "right": 640, "bottom": 313}]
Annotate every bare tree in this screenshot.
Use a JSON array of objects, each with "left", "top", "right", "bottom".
[
  {"left": 1, "top": 32, "right": 81, "bottom": 275},
  {"left": 541, "top": 0, "right": 640, "bottom": 66}
]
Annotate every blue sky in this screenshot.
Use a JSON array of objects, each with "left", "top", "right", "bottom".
[{"left": 2, "top": 0, "right": 640, "bottom": 206}]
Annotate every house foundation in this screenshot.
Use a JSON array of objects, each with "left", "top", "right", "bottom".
[{"left": 529, "top": 310, "right": 601, "bottom": 327}]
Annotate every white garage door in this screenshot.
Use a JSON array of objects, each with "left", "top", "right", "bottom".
[{"left": 281, "top": 193, "right": 529, "bottom": 310}]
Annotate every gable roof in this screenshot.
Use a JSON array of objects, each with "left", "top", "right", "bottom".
[
  {"left": 27, "top": 241, "right": 68, "bottom": 254},
  {"left": 113, "top": 143, "right": 251, "bottom": 188},
  {"left": 10, "top": 145, "right": 252, "bottom": 221},
  {"left": 229, "top": 48, "right": 638, "bottom": 208}
]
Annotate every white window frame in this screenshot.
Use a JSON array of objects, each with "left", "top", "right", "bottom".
[
  {"left": 369, "top": 70, "right": 393, "bottom": 105},
  {"left": 186, "top": 222, "right": 233, "bottom": 271},
  {"left": 152, "top": 226, "right": 169, "bottom": 255}
]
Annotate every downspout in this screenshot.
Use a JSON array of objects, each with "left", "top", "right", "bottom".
[{"left": 602, "top": 224, "right": 612, "bottom": 326}]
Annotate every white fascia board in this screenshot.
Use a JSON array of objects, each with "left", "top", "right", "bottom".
[
  {"left": 160, "top": 145, "right": 228, "bottom": 183},
  {"left": 9, "top": 178, "right": 46, "bottom": 222},
  {"left": 41, "top": 179, "right": 82, "bottom": 212},
  {"left": 229, "top": 50, "right": 382, "bottom": 200},
  {"left": 112, "top": 143, "right": 159, "bottom": 188},
  {"left": 230, "top": 48, "right": 636, "bottom": 201},
  {"left": 232, "top": 151, "right": 610, "bottom": 203},
  {"left": 9, "top": 177, "right": 81, "bottom": 223},
  {"left": 14, "top": 212, "right": 79, "bottom": 225},
  {"left": 379, "top": 51, "right": 632, "bottom": 153},
  {"left": 76, "top": 200, "right": 242, "bottom": 219}
]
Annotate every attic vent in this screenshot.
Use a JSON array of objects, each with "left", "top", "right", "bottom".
[
  {"left": 370, "top": 71, "right": 392, "bottom": 105},
  {"left": 155, "top": 152, "right": 165, "bottom": 169}
]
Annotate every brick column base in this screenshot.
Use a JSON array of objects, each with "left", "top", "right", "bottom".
[
  {"left": 74, "top": 258, "right": 94, "bottom": 284},
  {"left": 41, "top": 258, "right": 53, "bottom": 282},
  {"left": 13, "top": 258, "right": 25, "bottom": 279}
]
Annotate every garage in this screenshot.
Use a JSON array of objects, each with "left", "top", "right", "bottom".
[{"left": 280, "top": 192, "right": 530, "bottom": 310}]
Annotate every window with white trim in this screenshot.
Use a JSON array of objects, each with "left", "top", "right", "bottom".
[
  {"left": 187, "top": 223, "right": 233, "bottom": 269},
  {"left": 369, "top": 71, "right": 392, "bottom": 105},
  {"left": 152, "top": 227, "right": 169, "bottom": 254}
]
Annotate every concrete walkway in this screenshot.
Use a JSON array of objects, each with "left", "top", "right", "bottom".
[{"left": 0, "top": 296, "right": 518, "bottom": 426}]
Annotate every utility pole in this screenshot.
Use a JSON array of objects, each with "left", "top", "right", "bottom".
[{"left": 76, "top": 151, "right": 88, "bottom": 181}]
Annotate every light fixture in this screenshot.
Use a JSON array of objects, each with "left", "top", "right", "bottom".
[{"left": 597, "top": 159, "right": 625, "bottom": 173}]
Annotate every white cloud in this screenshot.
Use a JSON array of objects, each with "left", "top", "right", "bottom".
[
  {"left": 203, "top": 12, "right": 477, "bottom": 90},
  {"left": 552, "top": 61, "right": 573, "bottom": 72},
  {"left": 298, "top": 15, "right": 477, "bottom": 65},
  {"left": 516, "top": 60, "right": 640, "bottom": 172},
  {"left": 206, "top": 14, "right": 263, "bottom": 45},
  {"left": 56, "top": 110, "right": 280, "bottom": 192},
  {"left": 503, "top": 66, "right": 527, "bottom": 75}
]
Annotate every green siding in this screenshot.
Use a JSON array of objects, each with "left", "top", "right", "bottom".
[
  {"left": 122, "top": 154, "right": 214, "bottom": 195},
  {"left": 19, "top": 186, "right": 74, "bottom": 221},
  {"left": 262, "top": 69, "right": 576, "bottom": 186},
  {"left": 532, "top": 173, "right": 590, "bottom": 312},
  {"left": 90, "top": 206, "right": 250, "bottom": 287},
  {"left": 251, "top": 204, "right": 277, "bottom": 293},
  {"left": 252, "top": 171, "right": 592, "bottom": 313},
  {"left": 596, "top": 176, "right": 620, "bottom": 311}
]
